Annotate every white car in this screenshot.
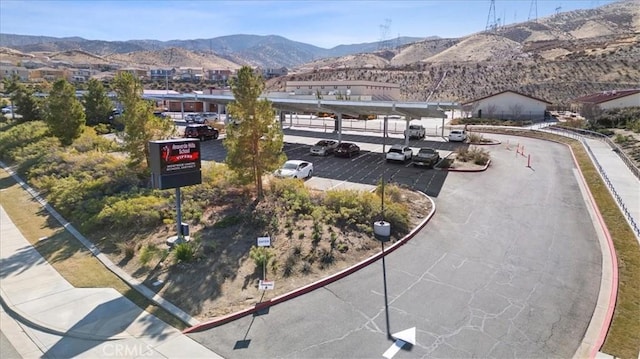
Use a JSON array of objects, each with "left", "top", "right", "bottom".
[
  {"left": 386, "top": 144, "right": 413, "bottom": 162},
  {"left": 274, "top": 160, "right": 313, "bottom": 179},
  {"left": 449, "top": 129, "right": 468, "bottom": 142}
]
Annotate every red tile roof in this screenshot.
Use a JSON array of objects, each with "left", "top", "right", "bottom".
[{"left": 573, "top": 89, "right": 640, "bottom": 104}]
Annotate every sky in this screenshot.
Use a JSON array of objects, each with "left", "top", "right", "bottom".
[{"left": 0, "top": 0, "right": 617, "bottom": 49}]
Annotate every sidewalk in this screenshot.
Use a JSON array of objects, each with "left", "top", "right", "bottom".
[
  {"left": 0, "top": 206, "right": 221, "bottom": 358},
  {"left": 540, "top": 126, "right": 640, "bottom": 242}
]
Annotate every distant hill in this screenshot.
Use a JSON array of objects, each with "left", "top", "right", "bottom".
[
  {"left": 0, "top": 33, "right": 424, "bottom": 68},
  {"left": 272, "top": 0, "right": 640, "bottom": 104}
]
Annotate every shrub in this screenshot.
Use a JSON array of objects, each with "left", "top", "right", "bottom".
[
  {"left": 324, "top": 189, "right": 378, "bottom": 227},
  {"left": 249, "top": 246, "right": 273, "bottom": 268},
  {"left": 213, "top": 214, "right": 243, "bottom": 228},
  {"left": 174, "top": 242, "right": 195, "bottom": 263},
  {"left": 269, "top": 178, "right": 313, "bottom": 215},
  {"left": 374, "top": 183, "right": 403, "bottom": 203},
  {"left": 117, "top": 241, "right": 136, "bottom": 259},
  {"left": 95, "top": 195, "right": 168, "bottom": 229}
]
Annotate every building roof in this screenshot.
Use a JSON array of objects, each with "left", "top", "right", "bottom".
[
  {"left": 286, "top": 80, "right": 400, "bottom": 89},
  {"left": 572, "top": 89, "right": 640, "bottom": 105},
  {"left": 462, "top": 90, "right": 552, "bottom": 105}
]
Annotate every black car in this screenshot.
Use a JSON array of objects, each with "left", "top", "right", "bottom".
[
  {"left": 334, "top": 142, "right": 360, "bottom": 158},
  {"left": 184, "top": 124, "right": 219, "bottom": 141}
]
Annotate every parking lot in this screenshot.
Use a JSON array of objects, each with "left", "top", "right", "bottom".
[{"left": 193, "top": 127, "right": 470, "bottom": 197}]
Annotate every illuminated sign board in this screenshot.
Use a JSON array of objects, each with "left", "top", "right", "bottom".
[{"left": 149, "top": 139, "right": 202, "bottom": 189}]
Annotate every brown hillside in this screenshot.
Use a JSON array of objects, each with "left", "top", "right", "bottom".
[{"left": 105, "top": 47, "right": 241, "bottom": 69}]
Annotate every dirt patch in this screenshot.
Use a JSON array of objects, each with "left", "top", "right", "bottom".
[{"left": 102, "top": 187, "right": 433, "bottom": 321}]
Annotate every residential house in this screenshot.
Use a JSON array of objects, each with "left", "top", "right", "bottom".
[
  {"left": 177, "top": 67, "right": 204, "bottom": 81},
  {"left": 150, "top": 68, "right": 176, "bottom": 81},
  {"left": 263, "top": 67, "right": 288, "bottom": 79},
  {"left": 0, "top": 65, "right": 30, "bottom": 81},
  {"left": 117, "top": 67, "right": 148, "bottom": 79},
  {"left": 462, "top": 90, "right": 552, "bottom": 121},
  {"left": 207, "top": 69, "right": 233, "bottom": 82},
  {"left": 68, "top": 68, "right": 95, "bottom": 83},
  {"left": 30, "top": 67, "right": 68, "bottom": 82}
]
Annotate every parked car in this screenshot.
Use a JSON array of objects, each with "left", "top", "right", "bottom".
[
  {"left": 386, "top": 144, "right": 413, "bottom": 162},
  {"left": 184, "top": 124, "right": 219, "bottom": 141},
  {"left": 202, "top": 112, "right": 219, "bottom": 121},
  {"left": 334, "top": 142, "right": 360, "bottom": 158},
  {"left": 1, "top": 106, "right": 14, "bottom": 114},
  {"left": 153, "top": 111, "right": 169, "bottom": 119},
  {"left": 310, "top": 140, "right": 338, "bottom": 156},
  {"left": 406, "top": 124, "right": 426, "bottom": 139},
  {"left": 449, "top": 129, "right": 467, "bottom": 142},
  {"left": 185, "top": 113, "right": 205, "bottom": 123},
  {"left": 412, "top": 147, "right": 440, "bottom": 168},
  {"left": 274, "top": 160, "right": 313, "bottom": 179}
]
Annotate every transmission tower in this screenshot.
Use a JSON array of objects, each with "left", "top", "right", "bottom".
[
  {"left": 555, "top": 6, "right": 562, "bottom": 15},
  {"left": 528, "top": 0, "right": 538, "bottom": 22},
  {"left": 485, "top": 0, "right": 497, "bottom": 31},
  {"left": 378, "top": 18, "right": 391, "bottom": 50}
]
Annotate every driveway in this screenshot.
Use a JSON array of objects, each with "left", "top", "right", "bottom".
[{"left": 187, "top": 133, "right": 601, "bottom": 358}]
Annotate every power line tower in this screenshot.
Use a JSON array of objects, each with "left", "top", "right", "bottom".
[
  {"left": 485, "top": 0, "right": 498, "bottom": 32},
  {"left": 378, "top": 18, "right": 391, "bottom": 50},
  {"left": 528, "top": 0, "right": 538, "bottom": 22},
  {"left": 555, "top": 6, "right": 562, "bottom": 15}
]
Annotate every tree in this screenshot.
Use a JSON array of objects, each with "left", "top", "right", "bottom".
[
  {"left": 83, "top": 78, "right": 113, "bottom": 126},
  {"left": 2, "top": 74, "right": 20, "bottom": 120},
  {"left": 12, "top": 84, "right": 42, "bottom": 122},
  {"left": 112, "top": 72, "right": 174, "bottom": 168},
  {"left": 224, "top": 66, "right": 285, "bottom": 199},
  {"left": 44, "top": 79, "right": 85, "bottom": 146}
]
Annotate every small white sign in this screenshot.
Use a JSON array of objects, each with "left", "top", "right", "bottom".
[
  {"left": 257, "top": 236, "right": 271, "bottom": 247},
  {"left": 258, "top": 280, "right": 275, "bottom": 290}
]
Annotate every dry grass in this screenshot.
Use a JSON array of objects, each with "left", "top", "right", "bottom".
[{"left": 0, "top": 168, "right": 188, "bottom": 330}]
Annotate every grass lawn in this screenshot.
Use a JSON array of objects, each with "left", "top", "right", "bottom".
[{"left": 0, "top": 168, "right": 187, "bottom": 330}]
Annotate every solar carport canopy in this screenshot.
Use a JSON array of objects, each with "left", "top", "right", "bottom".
[{"left": 143, "top": 93, "right": 456, "bottom": 119}]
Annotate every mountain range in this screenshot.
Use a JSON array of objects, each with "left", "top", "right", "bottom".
[{"left": 0, "top": 0, "right": 638, "bottom": 104}]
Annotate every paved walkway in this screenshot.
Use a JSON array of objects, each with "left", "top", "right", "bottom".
[
  {"left": 0, "top": 206, "right": 221, "bottom": 358},
  {"left": 540, "top": 125, "right": 640, "bottom": 242}
]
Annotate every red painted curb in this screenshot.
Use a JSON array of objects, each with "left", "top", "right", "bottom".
[{"left": 183, "top": 193, "right": 436, "bottom": 334}]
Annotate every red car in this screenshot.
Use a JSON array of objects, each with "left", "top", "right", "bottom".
[{"left": 334, "top": 142, "right": 360, "bottom": 158}]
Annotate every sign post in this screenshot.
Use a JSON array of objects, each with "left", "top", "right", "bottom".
[
  {"left": 149, "top": 139, "right": 202, "bottom": 244},
  {"left": 257, "top": 236, "right": 273, "bottom": 290}
]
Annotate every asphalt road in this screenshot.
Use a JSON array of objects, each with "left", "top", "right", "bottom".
[{"left": 187, "top": 133, "right": 602, "bottom": 358}]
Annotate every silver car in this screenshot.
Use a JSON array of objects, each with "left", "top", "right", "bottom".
[{"left": 310, "top": 140, "right": 338, "bottom": 156}]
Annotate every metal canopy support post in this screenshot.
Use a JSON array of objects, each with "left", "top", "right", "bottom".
[
  {"left": 337, "top": 113, "right": 343, "bottom": 144},
  {"left": 404, "top": 117, "right": 410, "bottom": 146},
  {"left": 383, "top": 116, "right": 388, "bottom": 154},
  {"left": 180, "top": 101, "right": 185, "bottom": 120},
  {"left": 441, "top": 116, "right": 446, "bottom": 137}
]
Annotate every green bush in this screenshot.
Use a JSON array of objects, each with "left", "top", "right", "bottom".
[
  {"left": 269, "top": 178, "right": 313, "bottom": 215},
  {"left": 324, "top": 189, "right": 377, "bottom": 227},
  {"left": 374, "top": 183, "right": 403, "bottom": 203},
  {"left": 174, "top": 242, "right": 195, "bottom": 263},
  {"left": 95, "top": 195, "right": 168, "bottom": 229},
  {"left": 249, "top": 246, "right": 273, "bottom": 268}
]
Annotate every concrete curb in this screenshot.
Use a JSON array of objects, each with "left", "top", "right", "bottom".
[
  {"left": 0, "top": 161, "right": 201, "bottom": 328},
  {"left": 183, "top": 192, "right": 437, "bottom": 333}
]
